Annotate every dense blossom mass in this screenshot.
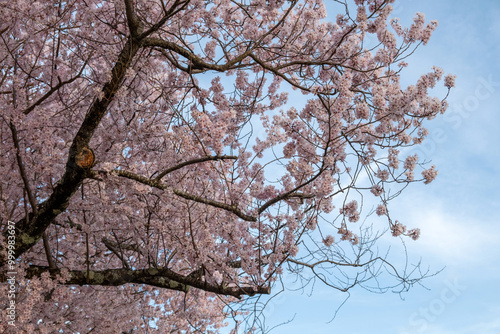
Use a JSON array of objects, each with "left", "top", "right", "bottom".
[{"left": 0, "top": 0, "right": 453, "bottom": 332}]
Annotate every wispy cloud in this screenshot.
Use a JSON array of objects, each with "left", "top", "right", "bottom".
[
  {"left": 388, "top": 192, "right": 499, "bottom": 268},
  {"left": 414, "top": 316, "right": 500, "bottom": 334}
]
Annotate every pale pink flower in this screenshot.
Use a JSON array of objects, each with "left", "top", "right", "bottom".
[
  {"left": 422, "top": 165, "right": 438, "bottom": 184},
  {"left": 338, "top": 226, "right": 353, "bottom": 241},
  {"left": 322, "top": 235, "right": 335, "bottom": 247},
  {"left": 388, "top": 148, "right": 400, "bottom": 169},
  {"left": 306, "top": 217, "right": 317, "bottom": 230},
  {"left": 407, "top": 228, "right": 421, "bottom": 240},
  {"left": 289, "top": 245, "right": 299, "bottom": 256},
  {"left": 376, "top": 169, "right": 390, "bottom": 181},
  {"left": 340, "top": 200, "right": 358, "bottom": 215},
  {"left": 421, "top": 20, "right": 438, "bottom": 44},
  {"left": 391, "top": 221, "right": 407, "bottom": 237},
  {"left": 391, "top": 18, "right": 405, "bottom": 36},
  {"left": 371, "top": 184, "right": 384, "bottom": 196},
  {"left": 340, "top": 200, "right": 360, "bottom": 222},
  {"left": 404, "top": 154, "right": 418, "bottom": 171},
  {"left": 349, "top": 212, "right": 360, "bottom": 222},
  {"left": 356, "top": 102, "right": 370, "bottom": 119},
  {"left": 444, "top": 74, "right": 456, "bottom": 88},
  {"left": 376, "top": 204, "right": 387, "bottom": 216}
]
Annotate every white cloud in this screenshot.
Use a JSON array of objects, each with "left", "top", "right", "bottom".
[
  {"left": 462, "top": 318, "right": 500, "bottom": 334},
  {"left": 387, "top": 192, "right": 499, "bottom": 268},
  {"left": 418, "top": 316, "right": 500, "bottom": 334},
  {"left": 416, "top": 209, "right": 491, "bottom": 262}
]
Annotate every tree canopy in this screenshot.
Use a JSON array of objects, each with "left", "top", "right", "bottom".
[{"left": 0, "top": 0, "right": 454, "bottom": 332}]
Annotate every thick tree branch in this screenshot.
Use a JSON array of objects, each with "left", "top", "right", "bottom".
[
  {"left": 123, "top": 0, "right": 144, "bottom": 37},
  {"left": 6, "top": 266, "right": 189, "bottom": 293},
  {"left": 0, "top": 266, "right": 271, "bottom": 298},
  {"left": 142, "top": 37, "right": 253, "bottom": 72}
]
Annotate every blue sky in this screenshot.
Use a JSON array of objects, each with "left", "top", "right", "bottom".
[{"left": 246, "top": 1, "right": 500, "bottom": 333}]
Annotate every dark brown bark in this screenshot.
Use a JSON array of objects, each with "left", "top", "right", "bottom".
[{"left": 0, "top": 265, "right": 271, "bottom": 298}]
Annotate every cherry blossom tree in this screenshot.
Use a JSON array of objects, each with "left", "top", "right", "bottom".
[{"left": 0, "top": 0, "right": 454, "bottom": 332}]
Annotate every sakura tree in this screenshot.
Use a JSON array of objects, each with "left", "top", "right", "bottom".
[{"left": 0, "top": 0, "right": 454, "bottom": 332}]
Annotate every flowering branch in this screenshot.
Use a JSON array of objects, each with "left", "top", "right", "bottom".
[
  {"left": 110, "top": 169, "right": 257, "bottom": 222},
  {"left": 23, "top": 58, "right": 90, "bottom": 115},
  {"left": 155, "top": 154, "right": 237, "bottom": 181}
]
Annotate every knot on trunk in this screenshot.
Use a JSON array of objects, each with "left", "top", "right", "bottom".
[{"left": 75, "top": 146, "right": 95, "bottom": 169}]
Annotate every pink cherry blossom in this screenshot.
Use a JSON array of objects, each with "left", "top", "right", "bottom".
[
  {"left": 422, "top": 165, "right": 439, "bottom": 184},
  {"left": 0, "top": 0, "right": 453, "bottom": 331},
  {"left": 376, "top": 204, "right": 387, "bottom": 216},
  {"left": 371, "top": 184, "right": 384, "bottom": 196},
  {"left": 322, "top": 235, "right": 335, "bottom": 247},
  {"left": 407, "top": 228, "right": 421, "bottom": 240},
  {"left": 444, "top": 74, "right": 457, "bottom": 88},
  {"left": 391, "top": 221, "right": 407, "bottom": 237}
]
